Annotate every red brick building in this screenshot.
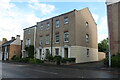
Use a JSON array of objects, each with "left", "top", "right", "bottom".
[
  {"left": 107, "top": 1, "right": 120, "bottom": 55},
  {"left": 2, "top": 35, "right": 22, "bottom": 60}
]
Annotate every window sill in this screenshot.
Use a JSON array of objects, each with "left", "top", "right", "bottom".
[
  {"left": 55, "top": 42, "right": 60, "bottom": 44},
  {"left": 64, "top": 41, "right": 69, "bottom": 43},
  {"left": 64, "top": 22, "right": 69, "bottom": 25}
]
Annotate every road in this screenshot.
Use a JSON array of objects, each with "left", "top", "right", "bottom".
[{"left": 1, "top": 61, "right": 120, "bottom": 78}]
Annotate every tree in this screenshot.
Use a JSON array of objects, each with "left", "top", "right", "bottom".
[
  {"left": 25, "top": 45, "right": 34, "bottom": 58},
  {"left": 98, "top": 38, "right": 108, "bottom": 53}
]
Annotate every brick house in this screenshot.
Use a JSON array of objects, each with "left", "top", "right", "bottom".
[
  {"left": 23, "top": 8, "right": 99, "bottom": 63},
  {"left": 2, "top": 35, "right": 22, "bottom": 60}
]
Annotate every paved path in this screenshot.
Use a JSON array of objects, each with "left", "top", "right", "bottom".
[{"left": 1, "top": 61, "right": 119, "bottom": 78}]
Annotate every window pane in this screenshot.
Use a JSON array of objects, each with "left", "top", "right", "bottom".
[
  {"left": 46, "top": 35, "right": 50, "bottom": 44},
  {"left": 56, "top": 20, "right": 60, "bottom": 28},
  {"left": 40, "top": 24, "right": 43, "bottom": 30},
  {"left": 64, "top": 32, "right": 69, "bottom": 42},
  {"left": 55, "top": 33, "right": 60, "bottom": 43},
  {"left": 55, "top": 48, "right": 59, "bottom": 55},
  {"left": 86, "top": 34, "right": 89, "bottom": 42},
  {"left": 64, "top": 17, "right": 68, "bottom": 24}
]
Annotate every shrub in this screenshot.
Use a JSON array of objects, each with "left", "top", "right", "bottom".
[
  {"left": 29, "top": 58, "right": 44, "bottom": 64},
  {"left": 68, "top": 58, "right": 76, "bottom": 62},
  {"left": 19, "top": 58, "right": 29, "bottom": 63},
  {"left": 61, "top": 58, "right": 68, "bottom": 63},
  {"left": 104, "top": 54, "right": 120, "bottom": 67},
  {"left": 46, "top": 55, "right": 54, "bottom": 61},
  {"left": 28, "top": 45, "right": 34, "bottom": 58},
  {"left": 54, "top": 56, "right": 62, "bottom": 65},
  {"left": 11, "top": 55, "right": 21, "bottom": 61},
  {"left": 61, "top": 58, "right": 76, "bottom": 63}
]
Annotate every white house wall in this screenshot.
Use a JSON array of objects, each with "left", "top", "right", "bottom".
[{"left": 11, "top": 37, "right": 21, "bottom": 45}]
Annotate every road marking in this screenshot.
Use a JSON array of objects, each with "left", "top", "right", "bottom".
[
  {"left": 38, "top": 70, "right": 58, "bottom": 75},
  {"left": 25, "top": 68, "right": 58, "bottom": 75}
]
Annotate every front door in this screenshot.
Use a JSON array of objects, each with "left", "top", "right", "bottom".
[
  {"left": 64, "top": 48, "right": 68, "bottom": 58},
  {"left": 39, "top": 49, "right": 42, "bottom": 60}
]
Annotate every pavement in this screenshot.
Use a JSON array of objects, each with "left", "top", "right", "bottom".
[{"left": 1, "top": 61, "right": 120, "bottom": 79}]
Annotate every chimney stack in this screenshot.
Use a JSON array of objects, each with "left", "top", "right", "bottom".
[
  {"left": 16, "top": 35, "right": 20, "bottom": 39},
  {"left": 11, "top": 37, "right": 15, "bottom": 40},
  {"left": 2, "top": 38, "right": 7, "bottom": 44}
]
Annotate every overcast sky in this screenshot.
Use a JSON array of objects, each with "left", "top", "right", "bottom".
[{"left": 0, "top": 0, "right": 108, "bottom": 42}]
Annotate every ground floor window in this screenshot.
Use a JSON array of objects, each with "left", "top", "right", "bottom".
[
  {"left": 55, "top": 48, "right": 59, "bottom": 56},
  {"left": 87, "top": 49, "right": 89, "bottom": 57}
]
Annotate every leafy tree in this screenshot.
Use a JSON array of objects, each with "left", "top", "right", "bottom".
[
  {"left": 25, "top": 45, "right": 34, "bottom": 58},
  {"left": 98, "top": 38, "right": 108, "bottom": 53}
]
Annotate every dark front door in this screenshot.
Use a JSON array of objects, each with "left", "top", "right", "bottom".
[{"left": 64, "top": 48, "right": 68, "bottom": 58}]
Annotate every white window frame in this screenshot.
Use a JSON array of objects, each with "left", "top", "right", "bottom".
[
  {"left": 39, "top": 37, "right": 43, "bottom": 46},
  {"left": 46, "top": 35, "right": 50, "bottom": 44},
  {"left": 56, "top": 20, "right": 60, "bottom": 28},
  {"left": 64, "top": 31, "right": 69, "bottom": 42},
  {"left": 55, "top": 33, "right": 60, "bottom": 43},
  {"left": 55, "top": 48, "right": 59, "bottom": 56},
  {"left": 86, "top": 34, "right": 89, "bottom": 42},
  {"left": 64, "top": 17, "right": 68, "bottom": 24},
  {"left": 26, "top": 39, "right": 30, "bottom": 46}
]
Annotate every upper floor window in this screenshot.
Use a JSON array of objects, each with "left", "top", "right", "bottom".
[
  {"left": 64, "top": 17, "right": 68, "bottom": 24},
  {"left": 46, "top": 35, "right": 50, "bottom": 44},
  {"left": 56, "top": 20, "right": 60, "bottom": 28},
  {"left": 55, "top": 33, "right": 60, "bottom": 43},
  {"left": 86, "top": 34, "right": 89, "bottom": 42},
  {"left": 28, "top": 29, "right": 30, "bottom": 34},
  {"left": 55, "top": 48, "right": 59, "bottom": 56},
  {"left": 46, "top": 22, "right": 50, "bottom": 30},
  {"left": 64, "top": 31, "right": 69, "bottom": 42},
  {"left": 26, "top": 39, "right": 30, "bottom": 47},
  {"left": 40, "top": 24, "right": 43, "bottom": 30},
  {"left": 86, "top": 22, "right": 88, "bottom": 26},
  {"left": 39, "top": 36, "right": 43, "bottom": 46}
]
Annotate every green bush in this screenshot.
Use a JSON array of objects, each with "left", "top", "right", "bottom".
[
  {"left": 54, "top": 56, "right": 62, "bottom": 65},
  {"left": 61, "top": 58, "right": 76, "bottom": 63},
  {"left": 68, "top": 58, "right": 76, "bottom": 62},
  {"left": 29, "top": 58, "right": 44, "bottom": 64},
  {"left": 28, "top": 45, "right": 34, "bottom": 58},
  {"left": 19, "top": 58, "right": 29, "bottom": 63},
  {"left": 46, "top": 55, "right": 54, "bottom": 61},
  {"left": 61, "top": 58, "right": 68, "bottom": 63},
  {"left": 11, "top": 55, "right": 21, "bottom": 61},
  {"left": 104, "top": 54, "right": 120, "bottom": 67}
]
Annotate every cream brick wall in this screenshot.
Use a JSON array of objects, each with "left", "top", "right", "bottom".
[
  {"left": 98, "top": 52, "right": 106, "bottom": 61},
  {"left": 70, "top": 46, "right": 98, "bottom": 63}
]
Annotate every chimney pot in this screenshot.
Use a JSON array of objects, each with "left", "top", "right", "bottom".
[
  {"left": 16, "top": 35, "right": 20, "bottom": 37},
  {"left": 11, "top": 37, "right": 15, "bottom": 40}
]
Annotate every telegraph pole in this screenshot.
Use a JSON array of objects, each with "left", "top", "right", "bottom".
[{"left": 51, "top": 18, "right": 53, "bottom": 56}]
